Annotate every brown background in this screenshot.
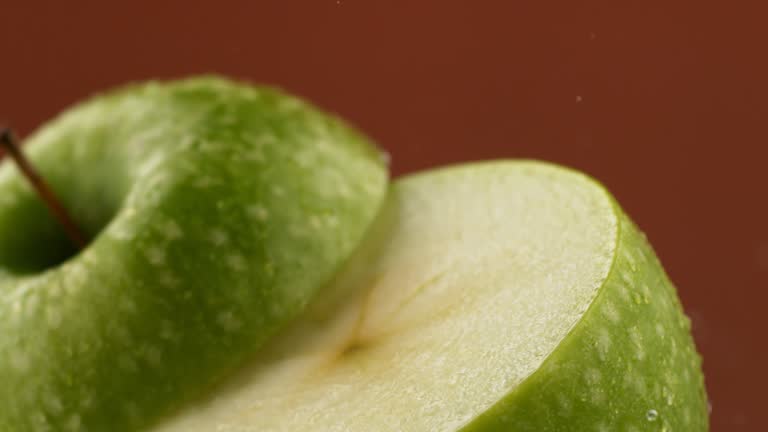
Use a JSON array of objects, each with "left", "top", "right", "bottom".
[{"left": 2, "top": 1, "right": 766, "bottom": 430}]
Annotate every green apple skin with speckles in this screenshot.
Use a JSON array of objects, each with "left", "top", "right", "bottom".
[
  {"left": 0, "top": 77, "right": 388, "bottom": 431},
  {"left": 153, "top": 161, "right": 707, "bottom": 432}
]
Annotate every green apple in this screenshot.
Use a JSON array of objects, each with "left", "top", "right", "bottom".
[
  {"left": 152, "top": 161, "right": 708, "bottom": 431},
  {"left": 0, "top": 77, "right": 388, "bottom": 431},
  {"left": 0, "top": 77, "right": 707, "bottom": 431}
]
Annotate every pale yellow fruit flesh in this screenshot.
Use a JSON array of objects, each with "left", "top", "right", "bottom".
[{"left": 153, "top": 161, "right": 617, "bottom": 431}]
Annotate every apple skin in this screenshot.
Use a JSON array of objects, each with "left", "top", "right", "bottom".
[{"left": 0, "top": 77, "right": 388, "bottom": 431}]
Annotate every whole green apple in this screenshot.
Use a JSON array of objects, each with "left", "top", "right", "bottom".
[{"left": 0, "top": 77, "right": 388, "bottom": 431}]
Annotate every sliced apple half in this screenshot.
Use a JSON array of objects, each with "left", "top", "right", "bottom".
[{"left": 153, "top": 161, "right": 708, "bottom": 432}]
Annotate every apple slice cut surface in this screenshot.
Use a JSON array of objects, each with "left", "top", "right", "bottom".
[{"left": 155, "top": 161, "right": 707, "bottom": 431}]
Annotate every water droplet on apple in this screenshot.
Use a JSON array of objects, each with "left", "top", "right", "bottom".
[{"left": 646, "top": 409, "right": 659, "bottom": 421}]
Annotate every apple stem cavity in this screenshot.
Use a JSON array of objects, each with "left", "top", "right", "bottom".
[{"left": 0, "top": 126, "right": 87, "bottom": 250}]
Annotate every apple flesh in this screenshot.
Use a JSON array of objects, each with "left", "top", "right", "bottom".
[
  {"left": 153, "top": 161, "right": 708, "bottom": 431},
  {"left": 0, "top": 77, "right": 388, "bottom": 431}
]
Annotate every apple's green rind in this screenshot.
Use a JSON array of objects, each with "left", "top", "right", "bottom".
[
  {"left": 0, "top": 77, "right": 388, "bottom": 431},
  {"left": 464, "top": 206, "right": 708, "bottom": 431},
  {"left": 151, "top": 161, "right": 707, "bottom": 431}
]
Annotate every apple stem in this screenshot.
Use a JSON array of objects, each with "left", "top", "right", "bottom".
[{"left": 0, "top": 127, "right": 87, "bottom": 250}]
